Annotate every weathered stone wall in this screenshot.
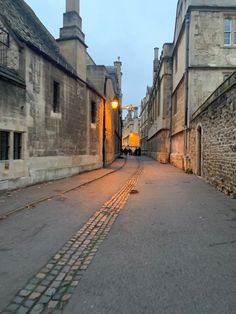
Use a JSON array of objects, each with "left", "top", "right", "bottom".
[
  {"left": 26, "top": 49, "right": 88, "bottom": 157},
  {"left": 190, "top": 10, "right": 236, "bottom": 68},
  {"left": 190, "top": 73, "right": 236, "bottom": 198},
  {"left": 188, "top": 9, "right": 236, "bottom": 115},
  {"left": 170, "top": 132, "right": 185, "bottom": 169},
  {"left": 0, "top": 74, "right": 28, "bottom": 190},
  {"left": 173, "top": 32, "right": 186, "bottom": 91},
  {"left": 148, "top": 129, "right": 170, "bottom": 163},
  {"left": 171, "top": 79, "right": 185, "bottom": 135},
  {"left": 175, "top": 0, "right": 236, "bottom": 43},
  {"left": 170, "top": 78, "right": 185, "bottom": 169},
  {"left": 0, "top": 19, "right": 21, "bottom": 71},
  {"left": 24, "top": 47, "right": 103, "bottom": 185},
  {"left": 188, "top": 69, "right": 231, "bottom": 114},
  {"left": 0, "top": 44, "right": 104, "bottom": 190},
  {"left": 0, "top": 1, "right": 121, "bottom": 191},
  {"left": 146, "top": 44, "right": 173, "bottom": 163}
]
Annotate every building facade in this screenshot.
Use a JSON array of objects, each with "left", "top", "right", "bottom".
[
  {"left": 171, "top": 0, "right": 236, "bottom": 169},
  {"left": 0, "top": 0, "right": 122, "bottom": 191},
  {"left": 189, "top": 71, "right": 236, "bottom": 197},
  {"left": 140, "top": 0, "right": 236, "bottom": 196},
  {"left": 122, "top": 107, "right": 140, "bottom": 151},
  {"left": 140, "top": 87, "right": 151, "bottom": 154},
  {"left": 147, "top": 45, "right": 173, "bottom": 163}
]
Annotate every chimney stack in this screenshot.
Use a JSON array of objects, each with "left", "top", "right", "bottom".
[
  {"left": 114, "top": 57, "right": 123, "bottom": 104},
  {"left": 154, "top": 47, "right": 159, "bottom": 61},
  {"left": 153, "top": 47, "right": 159, "bottom": 81},
  {"left": 66, "top": 0, "right": 80, "bottom": 15},
  {"left": 57, "top": 0, "right": 87, "bottom": 80}
]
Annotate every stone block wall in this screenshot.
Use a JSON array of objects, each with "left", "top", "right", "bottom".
[
  {"left": 148, "top": 129, "right": 170, "bottom": 163},
  {"left": 190, "top": 73, "right": 236, "bottom": 198},
  {"left": 0, "top": 74, "right": 28, "bottom": 190},
  {"left": 26, "top": 50, "right": 86, "bottom": 157},
  {"left": 0, "top": 44, "right": 104, "bottom": 190},
  {"left": 24, "top": 48, "right": 104, "bottom": 185}
]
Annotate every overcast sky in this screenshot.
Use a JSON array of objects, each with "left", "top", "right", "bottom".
[{"left": 25, "top": 0, "right": 177, "bottom": 107}]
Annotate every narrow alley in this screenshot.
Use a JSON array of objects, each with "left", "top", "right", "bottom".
[{"left": 0, "top": 157, "right": 236, "bottom": 314}]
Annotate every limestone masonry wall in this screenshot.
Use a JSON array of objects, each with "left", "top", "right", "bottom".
[{"left": 190, "top": 74, "right": 236, "bottom": 198}]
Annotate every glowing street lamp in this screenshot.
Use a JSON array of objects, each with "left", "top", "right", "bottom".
[{"left": 111, "top": 98, "right": 119, "bottom": 110}]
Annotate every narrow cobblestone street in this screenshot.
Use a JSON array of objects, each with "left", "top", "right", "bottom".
[{"left": 0, "top": 157, "right": 236, "bottom": 314}]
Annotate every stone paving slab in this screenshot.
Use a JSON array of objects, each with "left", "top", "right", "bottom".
[
  {"left": 2, "top": 160, "right": 142, "bottom": 313},
  {"left": 0, "top": 158, "right": 126, "bottom": 218}
]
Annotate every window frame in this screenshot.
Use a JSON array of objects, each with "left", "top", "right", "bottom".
[
  {"left": 90, "top": 101, "right": 96, "bottom": 124},
  {"left": 234, "top": 19, "right": 236, "bottom": 46},
  {"left": 0, "top": 27, "right": 10, "bottom": 67},
  {"left": 13, "top": 132, "right": 22, "bottom": 160},
  {"left": 0, "top": 130, "right": 10, "bottom": 161},
  {"left": 53, "top": 81, "right": 60, "bottom": 113},
  {"left": 224, "top": 17, "right": 236, "bottom": 47}
]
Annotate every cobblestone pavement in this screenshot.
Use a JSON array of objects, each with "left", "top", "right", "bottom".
[{"left": 2, "top": 161, "right": 142, "bottom": 313}]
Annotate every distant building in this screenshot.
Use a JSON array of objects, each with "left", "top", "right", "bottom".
[
  {"left": 147, "top": 45, "right": 173, "bottom": 163},
  {"left": 139, "top": 87, "right": 151, "bottom": 154},
  {"left": 0, "top": 0, "right": 122, "bottom": 190},
  {"left": 122, "top": 107, "right": 140, "bottom": 151}
]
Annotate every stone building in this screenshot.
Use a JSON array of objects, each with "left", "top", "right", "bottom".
[
  {"left": 146, "top": 45, "right": 173, "bottom": 163},
  {"left": 0, "top": 0, "right": 122, "bottom": 191},
  {"left": 140, "top": 0, "right": 236, "bottom": 196},
  {"left": 140, "top": 87, "right": 151, "bottom": 154},
  {"left": 171, "top": 0, "right": 236, "bottom": 169},
  {"left": 189, "top": 71, "right": 236, "bottom": 197},
  {"left": 122, "top": 107, "right": 140, "bottom": 151}
]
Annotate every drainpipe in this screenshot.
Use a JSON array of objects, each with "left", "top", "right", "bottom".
[{"left": 184, "top": 13, "right": 190, "bottom": 164}]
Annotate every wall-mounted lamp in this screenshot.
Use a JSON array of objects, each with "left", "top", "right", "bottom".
[{"left": 111, "top": 98, "right": 119, "bottom": 110}]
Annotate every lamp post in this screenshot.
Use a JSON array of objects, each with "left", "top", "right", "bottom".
[{"left": 103, "top": 76, "right": 120, "bottom": 167}]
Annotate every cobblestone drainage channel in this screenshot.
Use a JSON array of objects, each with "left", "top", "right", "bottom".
[{"left": 3, "top": 166, "right": 143, "bottom": 314}]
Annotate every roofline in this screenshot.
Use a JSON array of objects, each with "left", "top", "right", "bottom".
[
  {"left": 25, "top": 41, "right": 105, "bottom": 100},
  {"left": 0, "top": 66, "right": 26, "bottom": 88},
  {"left": 56, "top": 36, "right": 88, "bottom": 49},
  {"left": 0, "top": 13, "right": 24, "bottom": 49}
]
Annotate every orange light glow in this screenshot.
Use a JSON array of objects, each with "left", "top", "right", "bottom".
[
  {"left": 111, "top": 99, "right": 119, "bottom": 110},
  {"left": 129, "top": 132, "right": 140, "bottom": 147}
]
